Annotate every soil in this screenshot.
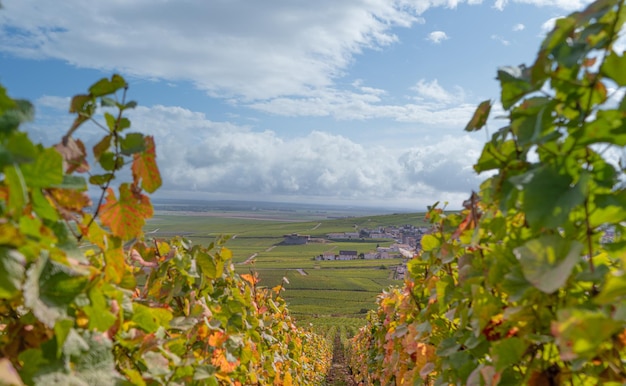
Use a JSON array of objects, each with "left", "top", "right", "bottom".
[{"left": 325, "top": 334, "right": 358, "bottom": 386}]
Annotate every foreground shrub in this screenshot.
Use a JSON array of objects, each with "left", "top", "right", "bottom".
[
  {"left": 350, "top": 0, "right": 626, "bottom": 384},
  {"left": 0, "top": 75, "right": 331, "bottom": 385}
]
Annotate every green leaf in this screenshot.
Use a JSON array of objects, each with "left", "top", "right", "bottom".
[
  {"left": 24, "top": 256, "right": 89, "bottom": 327},
  {"left": 510, "top": 97, "right": 557, "bottom": 146},
  {"left": 420, "top": 234, "right": 440, "bottom": 252},
  {"left": 21, "top": 148, "right": 64, "bottom": 187},
  {"left": 541, "top": 16, "right": 576, "bottom": 52},
  {"left": 89, "top": 74, "right": 126, "bottom": 97},
  {"left": 601, "top": 51, "right": 626, "bottom": 86},
  {"left": 4, "top": 165, "right": 28, "bottom": 213},
  {"left": 553, "top": 308, "right": 622, "bottom": 358},
  {"left": 0, "top": 84, "right": 17, "bottom": 115},
  {"left": 465, "top": 100, "right": 491, "bottom": 132},
  {"left": 513, "top": 166, "right": 586, "bottom": 230},
  {"left": 595, "top": 273, "right": 626, "bottom": 305},
  {"left": 63, "top": 330, "right": 121, "bottom": 385},
  {"left": 474, "top": 139, "right": 518, "bottom": 173},
  {"left": 31, "top": 189, "right": 59, "bottom": 221},
  {"left": 497, "top": 66, "right": 534, "bottom": 110},
  {"left": 123, "top": 100, "right": 138, "bottom": 110},
  {"left": 132, "top": 303, "right": 173, "bottom": 332},
  {"left": 0, "top": 99, "right": 35, "bottom": 134},
  {"left": 83, "top": 288, "right": 117, "bottom": 331},
  {"left": 436, "top": 337, "right": 461, "bottom": 357},
  {"left": 100, "top": 97, "right": 116, "bottom": 107},
  {"left": 490, "top": 337, "right": 525, "bottom": 372},
  {"left": 120, "top": 133, "right": 146, "bottom": 156},
  {"left": 0, "top": 247, "right": 26, "bottom": 299},
  {"left": 589, "top": 192, "right": 626, "bottom": 227},
  {"left": 195, "top": 250, "right": 224, "bottom": 280},
  {"left": 513, "top": 235, "right": 583, "bottom": 294},
  {"left": 6, "top": 131, "right": 37, "bottom": 164},
  {"left": 98, "top": 152, "right": 116, "bottom": 171},
  {"left": 93, "top": 134, "right": 112, "bottom": 159},
  {"left": 104, "top": 112, "right": 116, "bottom": 132},
  {"left": 54, "top": 319, "right": 74, "bottom": 357},
  {"left": 89, "top": 173, "right": 114, "bottom": 186}
]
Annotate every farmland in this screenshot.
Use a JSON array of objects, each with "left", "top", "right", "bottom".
[{"left": 145, "top": 201, "right": 430, "bottom": 330}]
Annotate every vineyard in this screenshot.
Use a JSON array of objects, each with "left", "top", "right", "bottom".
[
  {"left": 2, "top": 0, "right": 626, "bottom": 385},
  {"left": 0, "top": 76, "right": 331, "bottom": 385}
]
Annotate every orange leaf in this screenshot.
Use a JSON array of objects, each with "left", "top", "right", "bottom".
[
  {"left": 99, "top": 184, "right": 153, "bottom": 239},
  {"left": 131, "top": 136, "right": 161, "bottom": 193},
  {"left": 49, "top": 188, "right": 92, "bottom": 213},
  {"left": 241, "top": 273, "right": 257, "bottom": 286}
]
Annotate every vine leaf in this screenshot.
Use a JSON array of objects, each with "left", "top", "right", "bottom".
[
  {"left": 0, "top": 248, "right": 26, "bottom": 299},
  {"left": 513, "top": 236, "right": 582, "bottom": 294},
  {"left": 131, "top": 136, "right": 161, "bottom": 193},
  {"left": 99, "top": 184, "right": 153, "bottom": 240},
  {"left": 54, "top": 137, "right": 89, "bottom": 173},
  {"left": 600, "top": 51, "right": 626, "bottom": 87},
  {"left": 89, "top": 74, "right": 126, "bottom": 97},
  {"left": 465, "top": 100, "right": 491, "bottom": 132},
  {"left": 512, "top": 166, "right": 586, "bottom": 230}
]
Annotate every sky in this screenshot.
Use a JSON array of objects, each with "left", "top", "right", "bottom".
[{"left": 0, "top": 0, "right": 597, "bottom": 210}]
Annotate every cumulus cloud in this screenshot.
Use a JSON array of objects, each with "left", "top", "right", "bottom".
[
  {"left": 0, "top": 0, "right": 467, "bottom": 102},
  {"left": 513, "top": 23, "right": 525, "bottom": 31},
  {"left": 426, "top": 31, "right": 449, "bottom": 44},
  {"left": 31, "top": 99, "right": 484, "bottom": 208}
]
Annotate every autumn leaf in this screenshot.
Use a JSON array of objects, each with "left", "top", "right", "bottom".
[
  {"left": 99, "top": 184, "right": 153, "bottom": 239},
  {"left": 240, "top": 273, "right": 257, "bottom": 286},
  {"left": 49, "top": 188, "right": 92, "bottom": 214},
  {"left": 131, "top": 136, "right": 161, "bottom": 193},
  {"left": 464, "top": 100, "right": 491, "bottom": 132},
  {"left": 54, "top": 137, "right": 89, "bottom": 173}
]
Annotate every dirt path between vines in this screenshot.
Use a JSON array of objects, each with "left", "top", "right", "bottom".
[{"left": 325, "top": 334, "right": 357, "bottom": 386}]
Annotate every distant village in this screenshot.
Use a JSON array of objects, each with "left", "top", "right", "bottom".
[{"left": 283, "top": 224, "right": 429, "bottom": 280}]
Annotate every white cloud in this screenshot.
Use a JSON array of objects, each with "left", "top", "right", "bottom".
[
  {"left": 491, "top": 34, "right": 510, "bottom": 46},
  {"left": 31, "top": 99, "right": 484, "bottom": 208},
  {"left": 36, "top": 95, "right": 70, "bottom": 110},
  {"left": 541, "top": 17, "right": 561, "bottom": 34},
  {"left": 246, "top": 81, "right": 474, "bottom": 127},
  {"left": 0, "top": 0, "right": 451, "bottom": 102},
  {"left": 494, "top": 0, "right": 508, "bottom": 10},
  {"left": 426, "top": 31, "right": 449, "bottom": 44},
  {"left": 513, "top": 23, "right": 525, "bottom": 31},
  {"left": 496, "top": 0, "right": 591, "bottom": 11},
  {"left": 412, "top": 79, "right": 464, "bottom": 104}
]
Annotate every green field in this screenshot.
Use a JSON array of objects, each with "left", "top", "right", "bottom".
[{"left": 146, "top": 209, "right": 428, "bottom": 329}]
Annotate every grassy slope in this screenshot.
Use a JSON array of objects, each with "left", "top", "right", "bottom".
[{"left": 147, "top": 211, "right": 429, "bottom": 329}]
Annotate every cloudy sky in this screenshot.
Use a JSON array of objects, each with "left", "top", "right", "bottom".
[{"left": 0, "top": 0, "right": 593, "bottom": 210}]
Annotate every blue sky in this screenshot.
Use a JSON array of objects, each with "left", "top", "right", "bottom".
[{"left": 0, "top": 0, "right": 596, "bottom": 210}]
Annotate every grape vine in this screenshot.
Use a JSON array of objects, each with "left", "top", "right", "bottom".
[
  {"left": 0, "top": 75, "right": 331, "bottom": 385},
  {"left": 350, "top": 0, "right": 626, "bottom": 384}
]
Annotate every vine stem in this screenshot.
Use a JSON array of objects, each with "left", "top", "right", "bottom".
[{"left": 77, "top": 86, "right": 129, "bottom": 241}]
